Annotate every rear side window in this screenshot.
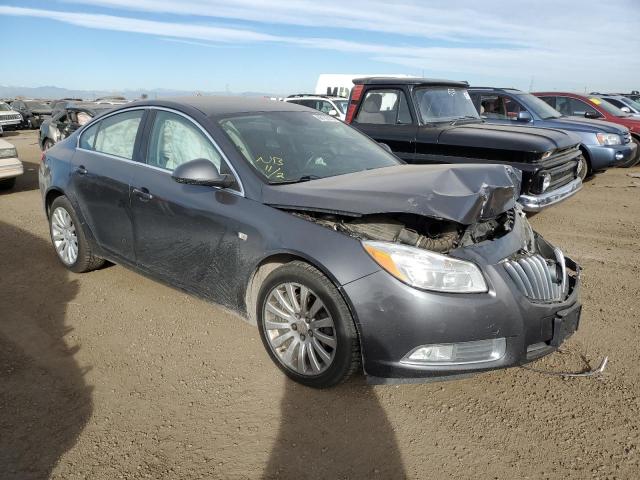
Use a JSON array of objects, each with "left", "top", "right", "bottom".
[
  {"left": 355, "top": 89, "right": 412, "bottom": 125},
  {"left": 93, "top": 110, "right": 143, "bottom": 160}
]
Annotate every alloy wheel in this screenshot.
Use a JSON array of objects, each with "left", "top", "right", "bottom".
[
  {"left": 51, "top": 206, "right": 79, "bottom": 265},
  {"left": 263, "top": 282, "right": 337, "bottom": 376}
]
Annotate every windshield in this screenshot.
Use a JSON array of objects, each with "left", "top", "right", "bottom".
[
  {"left": 414, "top": 87, "right": 480, "bottom": 123},
  {"left": 0, "top": 102, "right": 11, "bottom": 112},
  {"left": 25, "top": 101, "right": 51, "bottom": 111},
  {"left": 589, "top": 97, "right": 629, "bottom": 117},
  {"left": 335, "top": 100, "right": 348, "bottom": 114},
  {"left": 219, "top": 111, "right": 400, "bottom": 184},
  {"left": 621, "top": 97, "right": 640, "bottom": 112},
  {"left": 520, "top": 93, "right": 562, "bottom": 119}
]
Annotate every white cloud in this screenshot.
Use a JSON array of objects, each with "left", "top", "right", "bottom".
[{"left": 2, "top": 2, "right": 639, "bottom": 91}]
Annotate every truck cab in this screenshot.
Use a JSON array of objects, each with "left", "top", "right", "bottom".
[{"left": 346, "top": 77, "right": 584, "bottom": 212}]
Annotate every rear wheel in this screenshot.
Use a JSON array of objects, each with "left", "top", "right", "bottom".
[
  {"left": 257, "top": 261, "right": 360, "bottom": 388},
  {"left": 49, "top": 196, "right": 105, "bottom": 273}
]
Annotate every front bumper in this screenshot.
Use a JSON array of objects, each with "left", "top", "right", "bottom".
[
  {"left": 342, "top": 223, "right": 581, "bottom": 382},
  {"left": 0, "top": 118, "right": 21, "bottom": 128},
  {"left": 0, "top": 157, "right": 24, "bottom": 180},
  {"left": 518, "top": 177, "right": 582, "bottom": 212},
  {"left": 586, "top": 142, "right": 637, "bottom": 170}
]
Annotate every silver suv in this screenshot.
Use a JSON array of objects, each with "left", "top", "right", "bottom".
[{"left": 284, "top": 95, "right": 348, "bottom": 121}]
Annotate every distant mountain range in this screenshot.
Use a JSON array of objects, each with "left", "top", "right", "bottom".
[{"left": 0, "top": 85, "right": 280, "bottom": 100}]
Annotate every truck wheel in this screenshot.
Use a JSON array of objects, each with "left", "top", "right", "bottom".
[
  {"left": 257, "top": 261, "right": 360, "bottom": 388},
  {"left": 49, "top": 196, "right": 105, "bottom": 273},
  {"left": 577, "top": 155, "right": 590, "bottom": 181},
  {"left": 0, "top": 178, "right": 16, "bottom": 190}
]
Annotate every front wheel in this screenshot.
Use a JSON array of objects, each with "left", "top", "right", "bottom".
[
  {"left": 43, "top": 138, "right": 54, "bottom": 150},
  {"left": 257, "top": 261, "right": 360, "bottom": 388},
  {"left": 0, "top": 177, "right": 16, "bottom": 190},
  {"left": 49, "top": 196, "right": 105, "bottom": 273}
]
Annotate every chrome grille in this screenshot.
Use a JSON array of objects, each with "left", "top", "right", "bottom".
[{"left": 503, "top": 249, "right": 568, "bottom": 302}]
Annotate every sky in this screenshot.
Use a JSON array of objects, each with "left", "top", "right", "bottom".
[{"left": 1, "top": 0, "right": 639, "bottom": 95}]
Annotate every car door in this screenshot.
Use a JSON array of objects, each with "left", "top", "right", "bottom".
[
  {"left": 72, "top": 108, "right": 146, "bottom": 261},
  {"left": 129, "top": 108, "right": 245, "bottom": 300},
  {"left": 351, "top": 88, "right": 417, "bottom": 161}
]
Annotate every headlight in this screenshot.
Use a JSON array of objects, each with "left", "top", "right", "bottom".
[
  {"left": 596, "top": 133, "right": 621, "bottom": 145},
  {"left": 0, "top": 147, "right": 17, "bottom": 159},
  {"left": 363, "top": 241, "right": 488, "bottom": 293}
]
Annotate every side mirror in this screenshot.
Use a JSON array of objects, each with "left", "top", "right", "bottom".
[
  {"left": 328, "top": 109, "right": 339, "bottom": 117},
  {"left": 378, "top": 142, "right": 393, "bottom": 153},
  {"left": 584, "top": 111, "right": 601, "bottom": 119},
  {"left": 620, "top": 106, "right": 631, "bottom": 113},
  {"left": 172, "top": 158, "right": 234, "bottom": 188},
  {"left": 516, "top": 111, "right": 533, "bottom": 122}
]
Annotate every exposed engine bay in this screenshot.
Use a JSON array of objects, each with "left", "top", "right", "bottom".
[{"left": 290, "top": 208, "right": 517, "bottom": 253}]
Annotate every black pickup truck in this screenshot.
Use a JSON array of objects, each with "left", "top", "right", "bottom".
[{"left": 346, "top": 77, "right": 583, "bottom": 212}]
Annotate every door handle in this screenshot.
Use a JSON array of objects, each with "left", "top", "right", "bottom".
[
  {"left": 75, "top": 165, "right": 87, "bottom": 175},
  {"left": 132, "top": 187, "right": 153, "bottom": 201}
]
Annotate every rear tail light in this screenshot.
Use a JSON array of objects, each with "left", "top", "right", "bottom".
[
  {"left": 40, "top": 152, "right": 46, "bottom": 164},
  {"left": 345, "top": 84, "right": 364, "bottom": 124}
]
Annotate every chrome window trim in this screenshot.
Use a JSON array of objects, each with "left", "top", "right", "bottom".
[{"left": 75, "top": 105, "right": 245, "bottom": 197}]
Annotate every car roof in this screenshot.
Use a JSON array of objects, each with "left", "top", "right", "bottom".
[
  {"left": 353, "top": 77, "right": 468, "bottom": 88},
  {"left": 468, "top": 87, "right": 523, "bottom": 93},
  {"left": 286, "top": 95, "right": 345, "bottom": 100},
  {"left": 123, "top": 96, "right": 312, "bottom": 116}
]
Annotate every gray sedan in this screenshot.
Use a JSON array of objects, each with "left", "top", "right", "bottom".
[{"left": 39, "top": 97, "right": 582, "bottom": 388}]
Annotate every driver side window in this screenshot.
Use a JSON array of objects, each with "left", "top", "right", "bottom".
[{"left": 147, "top": 111, "right": 223, "bottom": 172}]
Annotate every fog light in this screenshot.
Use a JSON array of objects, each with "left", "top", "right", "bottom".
[
  {"left": 402, "top": 338, "right": 506, "bottom": 365},
  {"left": 541, "top": 173, "right": 551, "bottom": 192},
  {"left": 615, "top": 152, "right": 624, "bottom": 161}
]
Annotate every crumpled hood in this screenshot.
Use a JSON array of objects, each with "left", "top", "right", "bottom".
[
  {"left": 262, "top": 164, "right": 522, "bottom": 225},
  {"left": 437, "top": 122, "right": 579, "bottom": 152}
]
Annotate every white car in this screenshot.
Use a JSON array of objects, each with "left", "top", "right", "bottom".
[
  {"left": 0, "top": 138, "right": 23, "bottom": 190},
  {"left": 0, "top": 102, "right": 23, "bottom": 136},
  {"left": 284, "top": 95, "right": 348, "bottom": 121}
]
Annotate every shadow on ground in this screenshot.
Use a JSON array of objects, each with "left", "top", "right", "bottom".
[
  {"left": 263, "top": 378, "right": 405, "bottom": 479},
  {"left": 0, "top": 220, "right": 92, "bottom": 479}
]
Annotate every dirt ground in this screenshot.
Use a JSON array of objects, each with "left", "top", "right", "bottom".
[{"left": 1, "top": 130, "right": 639, "bottom": 480}]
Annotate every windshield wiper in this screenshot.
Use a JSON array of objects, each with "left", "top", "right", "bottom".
[
  {"left": 450, "top": 116, "right": 479, "bottom": 125},
  {"left": 272, "top": 174, "right": 323, "bottom": 185}
]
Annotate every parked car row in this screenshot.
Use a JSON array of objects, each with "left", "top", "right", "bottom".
[
  {"left": 6, "top": 79, "right": 639, "bottom": 388},
  {"left": 0, "top": 96, "right": 129, "bottom": 133}
]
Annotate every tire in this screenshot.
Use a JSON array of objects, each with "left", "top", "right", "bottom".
[
  {"left": 0, "top": 177, "right": 16, "bottom": 190},
  {"left": 43, "top": 138, "right": 54, "bottom": 150},
  {"left": 257, "top": 261, "right": 360, "bottom": 388},
  {"left": 629, "top": 137, "right": 640, "bottom": 167},
  {"left": 576, "top": 154, "right": 590, "bottom": 181},
  {"left": 49, "top": 196, "right": 105, "bottom": 273}
]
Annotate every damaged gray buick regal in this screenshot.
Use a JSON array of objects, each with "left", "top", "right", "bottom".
[{"left": 39, "top": 97, "right": 582, "bottom": 388}]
